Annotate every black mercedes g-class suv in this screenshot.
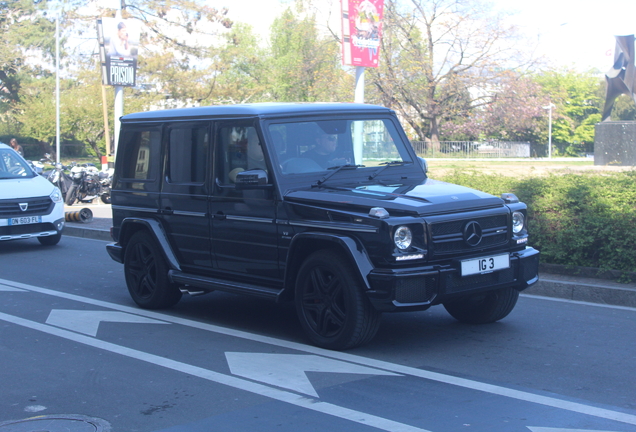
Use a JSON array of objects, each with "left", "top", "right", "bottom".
[{"left": 106, "top": 103, "right": 539, "bottom": 350}]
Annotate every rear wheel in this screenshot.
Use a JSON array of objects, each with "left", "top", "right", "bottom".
[
  {"left": 443, "top": 287, "right": 519, "bottom": 324},
  {"left": 124, "top": 231, "right": 182, "bottom": 309},
  {"left": 100, "top": 193, "right": 111, "bottom": 204},
  {"left": 295, "top": 250, "right": 381, "bottom": 350}
]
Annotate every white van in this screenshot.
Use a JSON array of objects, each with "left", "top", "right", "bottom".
[{"left": 0, "top": 143, "right": 64, "bottom": 245}]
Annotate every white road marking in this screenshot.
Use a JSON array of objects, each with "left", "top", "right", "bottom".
[
  {"left": 0, "top": 283, "right": 24, "bottom": 292},
  {"left": 226, "top": 352, "right": 399, "bottom": 397},
  {"left": 527, "top": 427, "right": 619, "bottom": 432},
  {"left": 521, "top": 294, "right": 636, "bottom": 312},
  {"left": 45, "top": 309, "right": 169, "bottom": 336},
  {"left": 2, "top": 277, "right": 636, "bottom": 427},
  {"left": 0, "top": 311, "right": 430, "bottom": 432}
]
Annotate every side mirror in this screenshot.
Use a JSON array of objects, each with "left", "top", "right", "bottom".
[
  {"left": 235, "top": 169, "right": 270, "bottom": 189},
  {"left": 417, "top": 157, "right": 428, "bottom": 174}
]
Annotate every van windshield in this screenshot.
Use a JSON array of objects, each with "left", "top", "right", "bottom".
[
  {"left": 0, "top": 149, "right": 35, "bottom": 179},
  {"left": 269, "top": 117, "right": 413, "bottom": 175}
]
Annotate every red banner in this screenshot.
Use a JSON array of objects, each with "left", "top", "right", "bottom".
[{"left": 341, "top": 0, "right": 384, "bottom": 68}]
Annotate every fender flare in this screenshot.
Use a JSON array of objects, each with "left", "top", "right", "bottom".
[
  {"left": 285, "top": 232, "right": 375, "bottom": 292},
  {"left": 119, "top": 217, "right": 181, "bottom": 272}
]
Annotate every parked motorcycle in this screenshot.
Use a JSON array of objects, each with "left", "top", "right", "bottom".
[
  {"left": 64, "top": 163, "right": 112, "bottom": 205},
  {"left": 41, "top": 155, "right": 73, "bottom": 199}
]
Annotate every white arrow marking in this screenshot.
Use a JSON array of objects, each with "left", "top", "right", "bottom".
[
  {"left": 528, "top": 428, "right": 619, "bottom": 432},
  {"left": 226, "top": 352, "right": 400, "bottom": 397},
  {"left": 46, "top": 310, "right": 169, "bottom": 337},
  {"left": 0, "top": 283, "right": 24, "bottom": 292}
]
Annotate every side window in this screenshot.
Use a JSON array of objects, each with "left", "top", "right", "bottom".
[
  {"left": 216, "top": 123, "right": 266, "bottom": 185},
  {"left": 167, "top": 124, "right": 209, "bottom": 184},
  {"left": 118, "top": 126, "right": 161, "bottom": 190}
]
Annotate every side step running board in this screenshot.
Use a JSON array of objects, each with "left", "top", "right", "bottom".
[{"left": 169, "top": 270, "right": 284, "bottom": 301}]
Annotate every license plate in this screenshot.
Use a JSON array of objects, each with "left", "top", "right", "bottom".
[
  {"left": 461, "top": 253, "right": 509, "bottom": 276},
  {"left": 8, "top": 216, "right": 42, "bottom": 226}
]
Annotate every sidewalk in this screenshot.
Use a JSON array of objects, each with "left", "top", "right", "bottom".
[
  {"left": 63, "top": 202, "right": 113, "bottom": 241},
  {"left": 63, "top": 203, "right": 636, "bottom": 308}
]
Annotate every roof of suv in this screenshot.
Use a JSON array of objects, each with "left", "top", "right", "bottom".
[{"left": 120, "top": 102, "right": 394, "bottom": 122}]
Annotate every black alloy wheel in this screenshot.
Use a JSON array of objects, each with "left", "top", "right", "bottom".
[
  {"left": 295, "top": 250, "right": 380, "bottom": 350},
  {"left": 124, "top": 231, "right": 181, "bottom": 309}
]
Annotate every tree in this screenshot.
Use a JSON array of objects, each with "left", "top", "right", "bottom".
[
  {"left": 441, "top": 71, "right": 550, "bottom": 142},
  {"left": 268, "top": 5, "right": 351, "bottom": 102},
  {"left": 367, "top": 0, "right": 530, "bottom": 148},
  {"left": 0, "top": 0, "right": 56, "bottom": 105},
  {"left": 534, "top": 70, "right": 602, "bottom": 155}
]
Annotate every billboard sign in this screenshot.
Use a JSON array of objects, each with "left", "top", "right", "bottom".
[
  {"left": 97, "top": 18, "right": 140, "bottom": 87},
  {"left": 341, "top": 0, "right": 384, "bottom": 68}
]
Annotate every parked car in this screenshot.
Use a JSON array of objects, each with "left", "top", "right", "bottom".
[
  {"left": 0, "top": 143, "right": 65, "bottom": 245},
  {"left": 106, "top": 103, "right": 540, "bottom": 349}
]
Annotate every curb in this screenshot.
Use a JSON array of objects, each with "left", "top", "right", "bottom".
[
  {"left": 524, "top": 276, "right": 636, "bottom": 308},
  {"left": 63, "top": 225, "right": 112, "bottom": 242}
]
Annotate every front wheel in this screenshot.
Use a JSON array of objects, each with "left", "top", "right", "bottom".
[
  {"left": 100, "top": 193, "right": 111, "bottom": 204},
  {"left": 38, "top": 232, "right": 62, "bottom": 246},
  {"left": 443, "top": 287, "right": 519, "bottom": 324},
  {"left": 64, "top": 184, "right": 77, "bottom": 205},
  {"left": 295, "top": 250, "right": 381, "bottom": 350},
  {"left": 124, "top": 231, "right": 182, "bottom": 309}
]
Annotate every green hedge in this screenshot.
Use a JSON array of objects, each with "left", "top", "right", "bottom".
[{"left": 439, "top": 170, "right": 636, "bottom": 274}]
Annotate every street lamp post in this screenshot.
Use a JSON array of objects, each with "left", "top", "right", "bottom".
[{"left": 542, "top": 103, "right": 555, "bottom": 159}]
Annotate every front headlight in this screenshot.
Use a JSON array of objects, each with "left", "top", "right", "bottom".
[
  {"left": 50, "top": 187, "right": 63, "bottom": 203},
  {"left": 394, "top": 226, "right": 413, "bottom": 250},
  {"left": 512, "top": 211, "right": 525, "bottom": 234}
]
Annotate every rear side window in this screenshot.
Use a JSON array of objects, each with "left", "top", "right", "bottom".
[
  {"left": 119, "top": 128, "right": 161, "bottom": 180},
  {"left": 167, "top": 124, "right": 209, "bottom": 184},
  {"left": 118, "top": 126, "right": 161, "bottom": 189}
]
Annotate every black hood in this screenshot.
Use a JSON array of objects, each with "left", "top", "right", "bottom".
[{"left": 284, "top": 178, "right": 504, "bottom": 216}]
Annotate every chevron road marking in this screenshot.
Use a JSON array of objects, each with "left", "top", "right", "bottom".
[{"left": 1, "top": 277, "right": 636, "bottom": 428}]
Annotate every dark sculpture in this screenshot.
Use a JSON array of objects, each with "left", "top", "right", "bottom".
[{"left": 602, "top": 35, "right": 636, "bottom": 121}]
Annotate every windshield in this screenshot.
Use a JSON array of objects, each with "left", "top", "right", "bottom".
[
  {"left": 0, "top": 149, "right": 35, "bottom": 179},
  {"left": 269, "top": 118, "right": 413, "bottom": 175}
]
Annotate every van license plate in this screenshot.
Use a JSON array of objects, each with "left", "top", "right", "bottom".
[
  {"left": 9, "top": 216, "right": 41, "bottom": 226},
  {"left": 461, "top": 253, "right": 509, "bottom": 276}
]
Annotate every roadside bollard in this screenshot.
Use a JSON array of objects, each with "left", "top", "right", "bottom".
[{"left": 65, "top": 208, "right": 93, "bottom": 223}]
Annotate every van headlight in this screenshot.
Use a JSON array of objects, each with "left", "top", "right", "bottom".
[
  {"left": 394, "top": 226, "right": 413, "bottom": 250},
  {"left": 512, "top": 211, "right": 525, "bottom": 234},
  {"left": 50, "top": 187, "right": 63, "bottom": 203}
]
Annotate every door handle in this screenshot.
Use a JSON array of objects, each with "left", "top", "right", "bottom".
[{"left": 213, "top": 212, "right": 226, "bottom": 220}]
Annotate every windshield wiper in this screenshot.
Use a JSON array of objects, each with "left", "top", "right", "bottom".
[
  {"left": 368, "top": 161, "right": 407, "bottom": 181},
  {"left": 312, "top": 164, "right": 365, "bottom": 188}
]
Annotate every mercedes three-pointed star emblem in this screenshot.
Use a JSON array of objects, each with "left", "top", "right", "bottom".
[{"left": 463, "top": 221, "right": 483, "bottom": 246}]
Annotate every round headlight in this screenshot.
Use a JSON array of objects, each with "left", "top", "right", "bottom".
[
  {"left": 512, "top": 211, "right": 525, "bottom": 234},
  {"left": 394, "top": 226, "right": 413, "bottom": 250}
]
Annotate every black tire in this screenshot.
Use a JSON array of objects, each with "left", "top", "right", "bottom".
[
  {"left": 295, "top": 250, "right": 381, "bottom": 350},
  {"left": 100, "top": 193, "right": 111, "bottom": 204},
  {"left": 38, "top": 232, "right": 62, "bottom": 246},
  {"left": 65, "top": 184, "right": 77, "bottom": 205},
  {"left": 443, "top": 287, "right": 519, "bottom": 324},
  {"left": 124, "top": 231, "right": 182, "bottom": 309}
]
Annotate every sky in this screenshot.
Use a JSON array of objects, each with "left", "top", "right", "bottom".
[{"left": 220, "top": 0, "right": 635, "bottom": 73}]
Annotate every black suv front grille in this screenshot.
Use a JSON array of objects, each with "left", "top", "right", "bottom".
[
  {"left": 0, "top": 196, "right": 53, "bottom": 218},
  {"left": 430, "top": 214, "right": 508, "bottom": 256}
]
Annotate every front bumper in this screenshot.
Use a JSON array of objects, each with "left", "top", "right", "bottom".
[
  {"left": 106, "top": 243, "right": 123, "bottom": 263},
  {"left": 366, "top": 247, "right": 540, "bottom": 312},
  {"left": 0, "top": 217, "right": 65, "bottom": 242}
]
